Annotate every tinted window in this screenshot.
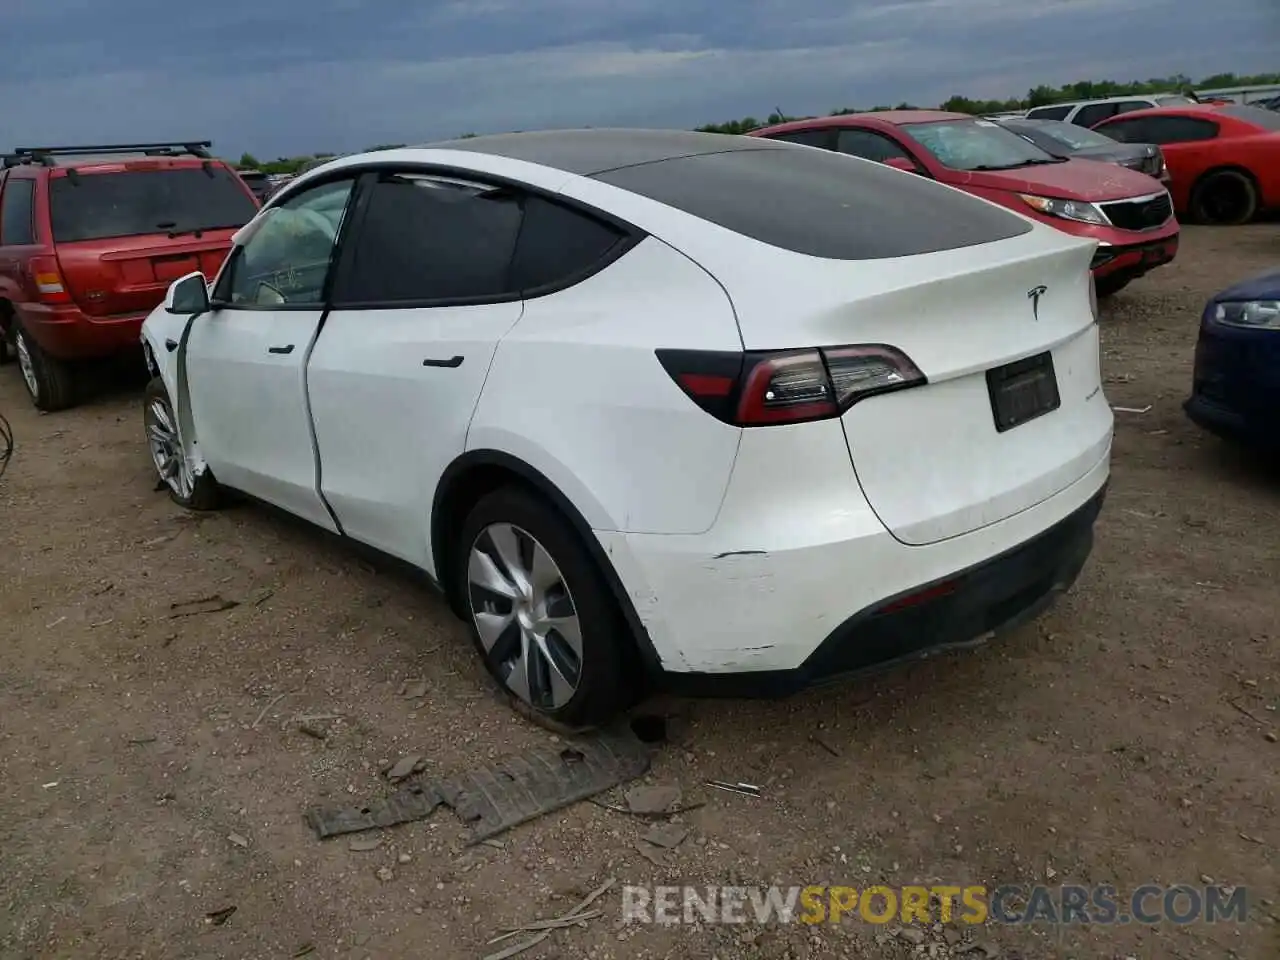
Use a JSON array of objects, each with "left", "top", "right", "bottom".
[
  {"left": 334, "top": 173, "right": 522, "bottom": 304},
  {"left": 1096, "top": 118, "right": 1150, "bottom": 143},
  {"left": 1072, "top": 103, "right": 1116, "bottom": 128},
  {"left": 1140, "top": 117, "right": 1220, "bottom": 144},
  {"left": 593, "top": 145, "right": 1031, "bottom": 260},
  {"left": 216, "top": 178, "right": 355, "bottom": 306},
  {"left": 1027, "top": 105, "right": 1072, "bottom": 121},
  {"left": 0, "top": 178, "right": 35, "bottom": 245},
  {"left": 1113, "top": 100, "right": 1155, "bottom": 116},
  {"left": 766, "top": 129, "right": 834, "bottom": 148},
  {"left": 902, "top": 119, "right": 1053, "bottom": 171},
  {"left": 49, "top": 166, "right": 259, "bottom": 243},
  {"left": 1222, "top": 105, "right": 1280, "bottom": 131},
  {"left": 836, "top": 129, "right": 914, "bottom": 163},
  {"left": 508, "top": 196, "right": 627, "bottom": 293}
]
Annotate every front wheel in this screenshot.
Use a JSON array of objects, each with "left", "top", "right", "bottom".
[
  {"left": 454, "top": 486, "right": 636, "bottom": 729},
  {"left": 1191, "top": 170, "right": 1259, "bottom": 226},
  {"left": 144, "top": 377, "right": 220, "bottom": 510}
]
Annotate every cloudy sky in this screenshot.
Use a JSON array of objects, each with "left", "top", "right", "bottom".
[{"left": 1, "top": 0, "right": 1275, "bottom": 159}]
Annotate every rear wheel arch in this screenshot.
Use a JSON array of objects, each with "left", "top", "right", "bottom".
[{"left": 430, "top": 450, "right": 663, "bottom": 676}]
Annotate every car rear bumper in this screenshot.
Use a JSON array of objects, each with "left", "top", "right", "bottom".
[
  {"left": 16, "top": 303, "right": 147, "bottom": 360},
  {"left": 599, "top": 432, "right": 1111, "bottom": 690},
  {"left": 662, "top": 485, "right": 1104, "bottom": 697}
]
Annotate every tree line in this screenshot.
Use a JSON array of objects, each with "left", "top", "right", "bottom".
[{"left": 234, "top": 70, "right": 1280, "bottom": 171}]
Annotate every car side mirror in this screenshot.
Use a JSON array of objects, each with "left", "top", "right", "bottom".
[
  {"left": 882, "top": 156, "right": 923, "bottom": 174},
  {"left": 164, "top": 271, "right": 211, "bottom": 316}
]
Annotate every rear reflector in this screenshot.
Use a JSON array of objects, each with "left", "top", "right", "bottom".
[{"left": 657, "top": 344, "right": 926, "bottom": 427}]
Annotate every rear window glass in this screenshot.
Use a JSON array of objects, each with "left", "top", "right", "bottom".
[
  {"left": 1221, "top": 105, "right": 1280, "bottom": 131},
  {"left": 593, "top": 146, "right": 1031, "bottom": 260},
  {"left": 49, "top": 166, "right": 259, "bottom": 242}
]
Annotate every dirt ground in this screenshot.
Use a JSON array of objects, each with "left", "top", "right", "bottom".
[{"left": 1, "top": 225, "right": 1278, "bottom": 960}]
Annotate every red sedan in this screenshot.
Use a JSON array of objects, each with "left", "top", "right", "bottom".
[
  {"left": 750, "top": 111, "right": 1178, "bottom": 296},
  {"left": 1092, "top": 104, "right": 1280, "bottom": 225}
]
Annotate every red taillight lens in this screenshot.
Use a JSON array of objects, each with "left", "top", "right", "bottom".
[
  {"left": 657, "top": 344, "right": 925, "bottom": 427},
  {"left": 737, "top": 350, "right": 837, "bottom": 424},
  {"left": 28, "top": 256, "right": 72, "bottom": 304}
]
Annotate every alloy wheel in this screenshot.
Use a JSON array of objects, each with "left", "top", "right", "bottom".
[
  {"left": 145, "top": 395, "right": 193, "bottom": 500},
  {"left": 467, "top": 522, "right": 584, "bottom": 711},
  {"left": 14, "top": 330, "right": 39, "bottom": 400}
]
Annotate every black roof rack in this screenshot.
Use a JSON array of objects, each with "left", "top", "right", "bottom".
[{"left": 2, "top": 141, "right": 213, "bottom": 168}]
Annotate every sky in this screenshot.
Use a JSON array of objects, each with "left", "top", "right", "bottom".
[{"left": 0, "top": 0, "right": 1275, "bottom": 160}]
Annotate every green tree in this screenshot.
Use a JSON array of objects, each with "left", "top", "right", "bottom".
[{"left": 237, "top": 152, "right": 260, "bottom": 170}]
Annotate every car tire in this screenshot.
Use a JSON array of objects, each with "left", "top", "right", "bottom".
[
  {"left": 1190, "top": 169, "right": 1259, "bottom": 226},
  {"left": 13, "top": 323, "right": 77, "bottom": 411},
  {"left": 144, "top": 377, "right": 220, "bottom": 511},
  {"left": 1094, "top": 276, "right": 1131, "bottom": 298},
  {"left": 454, "top": 485, "right": 635, "bottom": 729}
]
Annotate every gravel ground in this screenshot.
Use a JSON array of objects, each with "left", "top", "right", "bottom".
[{"left": 1, "top": 224, "right": 1278, "bottom": 960}]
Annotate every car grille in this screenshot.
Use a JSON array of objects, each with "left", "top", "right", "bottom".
[{"left": 1101, "top": 192, "right": 1173, "bottom": 231}]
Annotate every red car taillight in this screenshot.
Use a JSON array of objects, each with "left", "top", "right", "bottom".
[
  {"left": 28, "top": 256, "right": 72, "bottom": 305},
  {"left": 657, "top": 344, "right": 926, "bottom": 427}
]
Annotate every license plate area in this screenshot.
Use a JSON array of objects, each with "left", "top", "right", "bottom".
[{"left": 986, "top": 351, "right": 1060, "bottom": 433}]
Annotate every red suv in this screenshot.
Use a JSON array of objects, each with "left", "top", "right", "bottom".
[
  {"left": 0, "top": 142, "right": 259, "bottom": 410},
  {"left": 750, "top": 111, "right": 1180, "bottom": 297}
]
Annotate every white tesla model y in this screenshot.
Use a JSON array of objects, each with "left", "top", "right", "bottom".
[{"left": 140, "top": 129, "right": 1113, "bottom": 727}]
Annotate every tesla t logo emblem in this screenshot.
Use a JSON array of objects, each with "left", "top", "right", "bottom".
[{"left": 1028, "top": 285, "right": 1048, "bottom": 321}]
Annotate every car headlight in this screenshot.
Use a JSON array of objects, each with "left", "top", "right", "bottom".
[
  {"left": 1215, "top": 300, "right": 1280, "bottom": 329},
  {"left": 1019, "top": 194, "right": 1109, "bottom": 225}
]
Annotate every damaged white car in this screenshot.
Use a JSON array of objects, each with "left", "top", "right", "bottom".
[{"left": 141, "top": 129, "right": 1112, "bottom": 727}]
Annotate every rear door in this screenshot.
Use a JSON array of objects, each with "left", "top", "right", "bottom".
[
  {"left": 306, "top": 169, "right": 532, "bottom": 568},
  {"left": 184, "top": 176, "right": 358, "bottom": 528},
  {"left": 48, "top": 162, "right": 259, "bottom": 316}
]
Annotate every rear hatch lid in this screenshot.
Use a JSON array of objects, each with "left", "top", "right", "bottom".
[
  {"left": 49, "top": 162, "right": 259, "bottom": 316},
  {"left": 731, "top": 239, "right": 1113, "bottom": 546},
  {"left": 822, "top": 242, "right": 1113, "bottom": 544}
]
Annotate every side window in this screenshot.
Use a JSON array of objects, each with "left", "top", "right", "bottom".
[
  {"left": 333, "top": 172, "right": 523, "bottom": 305},
  {"left": 767, "top": 129, "right": 835, "bottom": 149},
  {"left": 836, "top": 129, "right": 914, "bottom": 163},
  {"left": 1072, "top": 103, "right": 1116, "bottom": 128},
  {"left": 0, "top": 178, "right": 36, "bottom": 246},
  {"left": 507, "top": 196, "right": 627, "bottom": 293},
  {"left": 1144, "top": 117, "right": 1220, "bottom": 144},
  {"left": 214, "top": 178, "right": 355, "bottom": 307},
  {"left": 1112, "top": 100, "right": 1154, "bottom": 116},
  {"left": 1098, "top": 119, "right": 1149, "bottom": 143},
  {"left": 1028, "top": 105, "right": 1072, "bottom": 121}
]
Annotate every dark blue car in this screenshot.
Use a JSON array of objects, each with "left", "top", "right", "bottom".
[{"left": 1185, "top": 270, "right": 1280, "bottom": 450}]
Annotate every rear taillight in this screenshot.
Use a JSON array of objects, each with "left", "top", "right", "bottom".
[
  {"left": 657, "top": 344, "right": 925, "bottom": 427},
  {"left": 28, "top": 256, "right": 71, "bottom": 304}
]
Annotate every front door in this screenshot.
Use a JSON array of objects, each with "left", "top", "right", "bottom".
[
  {"left": 183, "top": 177, "right": 358, "bottom": 529},
  {"left": 306, "top": 170, "right": 526, "bottom": 568}
]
